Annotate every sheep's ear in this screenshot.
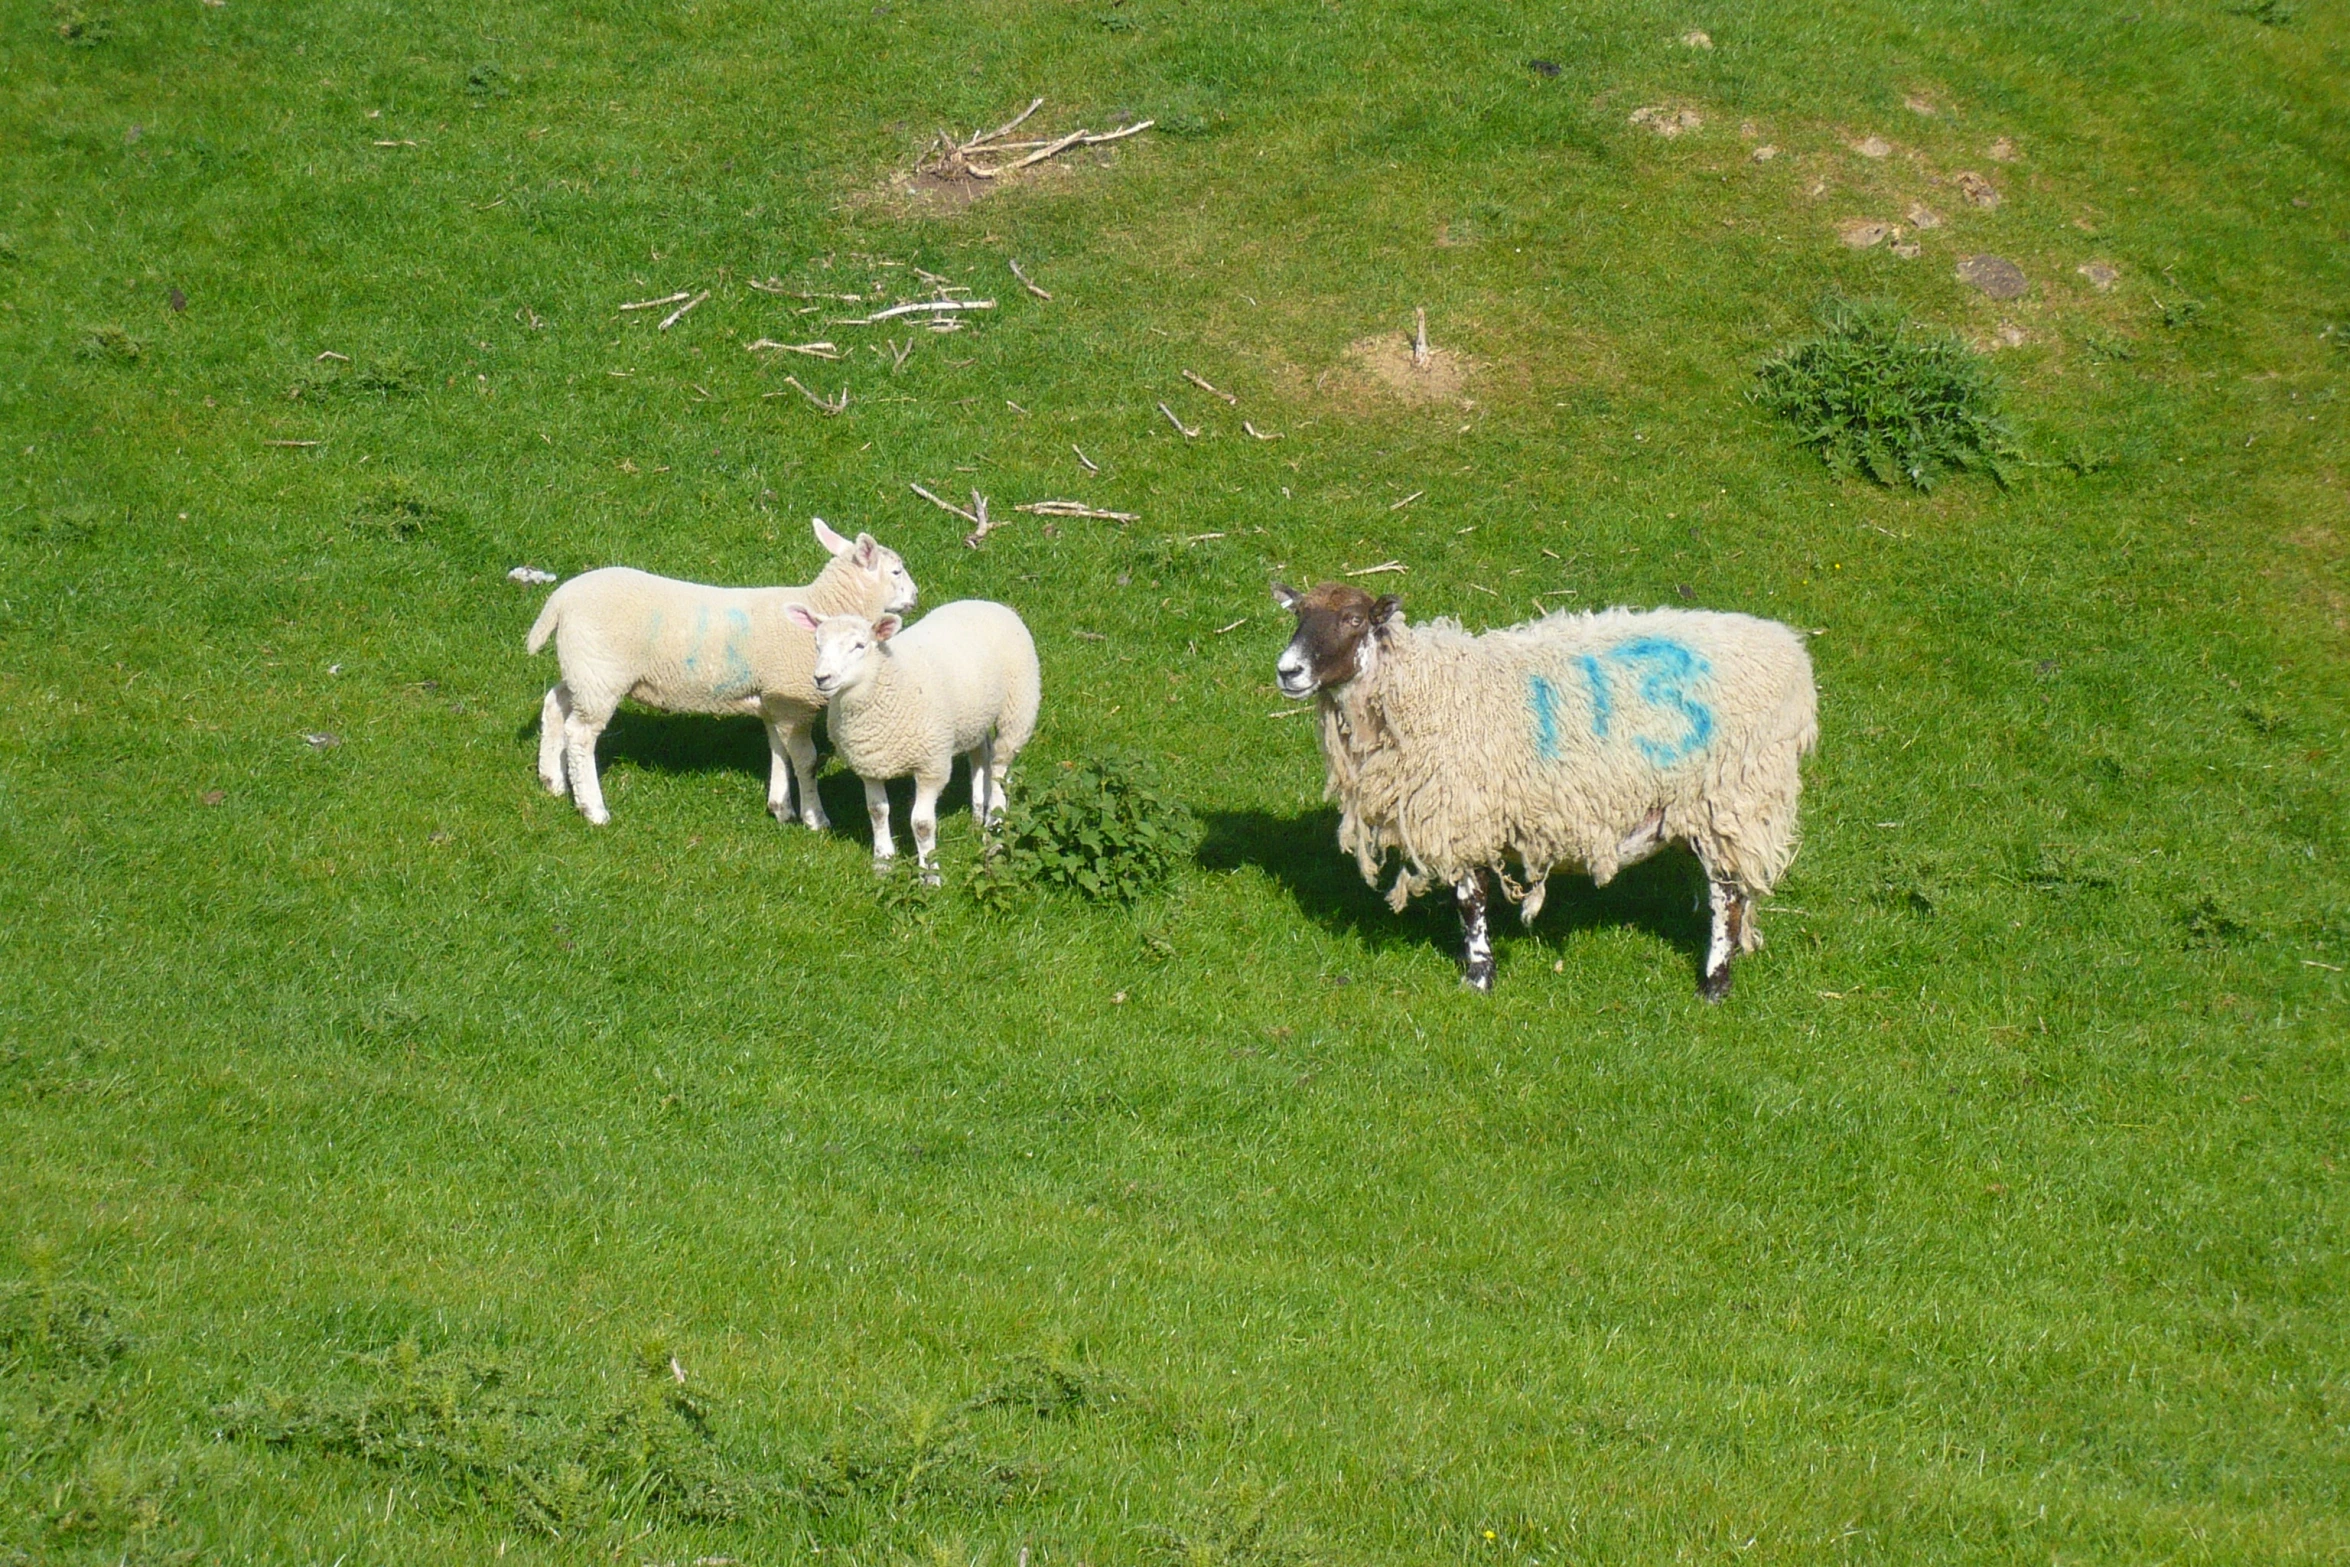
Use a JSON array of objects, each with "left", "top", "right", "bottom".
[
  {"left": 1372, "top": 594, "right": 1403, "bottom": 627},
  {"left": 787, "top": 604, "right": 824, "bottom": 633},
  {"left": 812, "top": 517, "right": 852, "bottom": 555},
  {"left": 873, "top": 613, "right": 902, "bottom": 640},
  {"left": 1271, "top": 581, "right": 1302, "bottom": 611},
  {"left": 853, "top": 532, "right": 879, "bottom": 567}
]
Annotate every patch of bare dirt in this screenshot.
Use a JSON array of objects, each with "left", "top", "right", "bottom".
[
  {"left": 1340, "top": 333, "right": 1478, "bottom": 407},
  {"left": 1954, "top": 171, "right": 2002, "bottom": 209},
  {"left": 1629, "top": 104, "right": 1704, "bottom": 137},
  {"left": 1988, "top": 137, "right": 2021, "bottom": 162},
  {"left": 1850, "top": 135, "right": 1893, "bottom": 158},
  {"left": 1839, "top": 218, "right": 1897, "bottom": 248},
  {"left": 2078, "top": 260, "right": 2119, "bottom": 291},
  {"left": 1906, "top": 202, "right": 1944, "bottom": 230},
  {"left": 1957, "top": 253, "right": 2029, "bottom": 299}
]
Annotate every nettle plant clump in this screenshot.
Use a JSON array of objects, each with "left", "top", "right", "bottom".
[
  {"left": 1753, "top": 297, "right": 2016, "bottom": 490},
  {"left": 987, "top": 752, "right": 1197, "bottom": 903}
]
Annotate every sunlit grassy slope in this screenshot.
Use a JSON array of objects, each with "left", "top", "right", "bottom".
[{"left": 2, "top": 0, "right": 2346, "bottom": 1561}]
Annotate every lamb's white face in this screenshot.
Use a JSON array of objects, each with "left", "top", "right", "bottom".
[
  {"left": 805, "top": 612, "right": 896, "bottom": 697},
  {"left": 871, "top": 543, "right": 918, "bottom": 614}
]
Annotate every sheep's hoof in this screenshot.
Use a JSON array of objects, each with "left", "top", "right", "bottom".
[
  {"left": 919, "top": 867, "right": 942, "bottom": 888},
  {"left": 582, "top": 809, "right": 611, "bottom": 827},
  {"left": 768, "top": 800, "right": 791, "bottom": 823},
  {"left": 803, "top": 813, "right": 831, "bottom": 831},
  {"left": 540, "top": 774, "right": 567, "bottom": 797},
  {"left": 871, "top": 856, "right": 895, "bottom": 877},
  {"left": 1699, "top": 964, "right": 1734, "bottom": 1003},
  {"left": 1462, "top": 967, "right": 1495, "bottom": 993}
]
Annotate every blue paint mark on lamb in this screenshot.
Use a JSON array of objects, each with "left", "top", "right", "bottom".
[
  {"left": 1528, "top": 673, "right": 1566, "bottom": 761},
  {"left": 1608, "top": 637, "right": 1714, "bottom": 765}
]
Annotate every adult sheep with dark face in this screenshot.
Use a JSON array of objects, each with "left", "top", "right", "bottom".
[{"left": 1272, "top": 581, "right": 1818, "bottom": 999}]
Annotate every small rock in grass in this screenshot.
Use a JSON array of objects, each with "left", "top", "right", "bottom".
[
  {"left": 1527, "top": 58, "right": 1561, "bottom": 77},
  {"left": 1851, "top": 135, "right": 1892, "bottom": 158},
  {"left": 1956, "top": 253, "right": 2029, "bottom": 299},
  {"left": 1839, "top": 218, "right": 1897, "bottom": 248},
  {"left": 1891, "top": 241, "right": 1922, "bottom": 259},
  {"left": 304, "top": 731, "right": 341, "bottom": 750},
  {"left": 508, "top": 565, "right": 557, "bottom": 584},
  {"left": 1988, "top": 137, "right": 2020, "bottom": 162},
  {"left": 1905, "top": 201, "right": 1943, "bottom": 229},
  {"left": 2078, "top": 260, "right": 2119, "bottom": 291},
  {"left": 1752, "top": 144, "right": 1778, "bottom": 162},
  {"left": 1681, "top": 28, "right": 1712, "bottom": 47},
  {"left": 1955, "top": 170, "right": 2001, "bottom": 208}
]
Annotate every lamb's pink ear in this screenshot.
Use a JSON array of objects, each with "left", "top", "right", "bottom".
[
  {"left": 872, "top": 613, "right": 902, "bottom": 640},
  {"left": 853, "top": 532, "right": 879, "bottom": 567},
  {"left": 787, "top": 604, "right": 824, "bottom": 633},
  {"left": 1271, "top": 582, "right": 1302, "bottom": 611},
  {"left": 812, "top": 517, "right": 851, "bottom": 555}
]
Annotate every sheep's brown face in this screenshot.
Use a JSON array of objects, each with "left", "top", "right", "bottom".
[{"left": 1272, "top": 581, "right": 1399, "bottom": 698}]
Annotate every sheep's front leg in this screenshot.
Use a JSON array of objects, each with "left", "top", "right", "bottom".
[
  {"left": 1456, "top": 868, "right": 1495, "bottom": 992},
  {"left": 910, "top": 772, "right": 946, "bottom": 885},
  {"left": 538, "top": 684, "right": 573, "bottom": 796},
  {"left": 1699, "top": 880, "right": 1750, "bottom": 1003},
  {"left": 563, "top": 711, "right": 611, "bottom": 825},
  {"left": 863, "top": 778, "right": 895, "bottom": 871}
]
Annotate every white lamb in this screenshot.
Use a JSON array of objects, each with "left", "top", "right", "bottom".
[
  {"left": 790, "top": 600, "right": 1041, "bottom": 881},
  {"left": 1273, "top": 580, "right": 1818, "bottom": 1000},
  {"left": 526, "top": 518, "right": 917, "bottom": 826}
]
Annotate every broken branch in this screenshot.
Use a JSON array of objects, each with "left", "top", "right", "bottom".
[
  {"left": 1390, "top": 490, "right": 1424, "bottom": 511},
  {"left": 1345, "top": 560, "right": 1407, "bottom": 577},
  {"left": 968, "top": 97, "right": 1045, "bottom": 150},
  {"left": 1412, "top": 306, "right": 1430, "bottom": 368},
  {"left": 1158, "top": 401, "right": 1200, "bottom": 438},
  {"left": 909, "top": 482, "right": 979, "bottom": 525},
  {"left": 962, "top": 490, "right": 998, "bottom": 549},
  {"left": 838, "top": 298, "right": 997, "bottom": 325},
  {"left": 658, "top": 291, "right": 709, "bottom": 331},
  {"left": 1009, "top": 259, "right": 1051, "bottom": 300},
  {"left": 1072, "top": 444, "right": 1099, "bottom": 473},
  {"left": 776, "top": 375, "right": 848, "bottom": 415},
  {"left": 1015, "top": 500, "right": 1139, "bottom": 521},
  {"left": 1182, "top": 369, "right": 1237, "bottom": 404},
  {"left": 744, "top": 339, "right": 842, "bottom": 359},
  {"left": 620, "top": 290, "right": 692, "bottom": 312},
  {"left": 1083, "top": 121, "right": 1154, "bottom": 144},
  {"left": 1242, "top": 420, "right": 1283, "bottom": 441}
]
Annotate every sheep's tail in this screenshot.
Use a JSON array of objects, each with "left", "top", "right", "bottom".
[{"left": 525, "top": 583, "right": 565, "bottom": 654}]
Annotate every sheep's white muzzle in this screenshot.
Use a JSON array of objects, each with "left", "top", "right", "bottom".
[{"left": 1275, "top": 648, "right": 1316, "bottom": 699}]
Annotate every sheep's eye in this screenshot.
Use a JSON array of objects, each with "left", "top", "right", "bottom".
[{"left": 1345, "top": 613, "right": 1364, "bottom": 627}]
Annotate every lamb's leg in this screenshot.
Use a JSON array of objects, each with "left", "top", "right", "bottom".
[
  {"left": 563, "top": 710, "right": 611, "bottom": 825},
  {"left": 966, "top": 738, "right": 996, "bottom": 827},
  {"left": 784, "top": 722, "right": 829, "bottom": 831},
  {"left": 985, "top": 738, "right": 1014, "bottom": 828},
  {"left": 910, "top": 772, "right": 946, "bottom": 885},
  {"left": 1700, "top": 878, "right": 1747, "bottom": 1002},
  {"left": 1456, "top": 868, "right": 1495, "bottom": 992},
  {"left": 762, "top": 715, "right": 795, "bottom": 823},
  {"left": 863, "top": 778, "right": 895, "bottom": 871},
  {"left": 538, "top": 684, "right": 573, "bottom": 796}
]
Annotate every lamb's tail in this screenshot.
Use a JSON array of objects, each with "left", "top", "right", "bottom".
[{"left": 525, "top": 583, "right": 566, "bottom": 654}]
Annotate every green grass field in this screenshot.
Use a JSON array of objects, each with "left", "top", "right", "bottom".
[{"left": 4, "top": 0, "right": 2346, "bottom": 1561}]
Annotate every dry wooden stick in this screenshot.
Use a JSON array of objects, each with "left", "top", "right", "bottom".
[
  {"left": 777, "top": 375, "right": 848, "bottom": 414},
  {"left": 1345, "top": 560, "right": 1407, "bottom": 577},
  {"left": 1015, "top": 500, "right": 1139, "bottom": 521},
  {"left": 658, "top": 290, "right": 710, "bottom": 330},
  {"left": 1182, "top": 370, "right": 1237, "bottom": 404},
  {"left": 1072, "top": 445, "right": 1099, "bottom": 473},
  {"left": 962, "top": 490, "right": 997, "bottom": 548},
  {"left": 968, "top": 97, "right": 1044, "bottom": 150},
  {"left": 1001, "top": 128, "right": 1088, "bottom": 173},
  {"left": 1412, "top": 306, "right": 1430, "bottom": 368},
  {"left": 1157, "top": 401, "right": 1199, "bottom": 438},
  {"left": 744, "top": 339, "right": 842, "bottom": 359},
  {"left": 909, "top": 482, "right": 979, "bottom": 525},
  {"left": 1009, "top": 259, "right": 1051, "bottom": 300},
  {"left": 264, "top": 439, "right": 324, "bottom": 447},
  {"left": 1211, "top": 617, "right": 1249, "bottom": 635},
  {"left": 620, "top": 290, "right": 692, "bottom": 312},
  {"left": 315, "top": 350, "right": 351, "bottom": 363},
  {"left": 1390, "top": 490, "right": 1424, "bottom": 511},
  {"left": 1242, "top": 420, "right": 1282, "bottom": 441},
  {"left": 1082, "top": 121, "right": 1153, "bottom": 144},
  {"left": 746, "top": 277, "right": 793, "bottom": 295},
  {"left": 839, "top": 298, "right": 996, "bottom": 325},
  {"left": 888, "top": 338, "right": 914, "bottom": 370}
]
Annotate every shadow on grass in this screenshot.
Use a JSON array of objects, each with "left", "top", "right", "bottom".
[
  {"left": 1197, "top": 807, "right": 1711, "bottom": 977},
  {"left": 516, "top": 706, "right": 988, "bottom": 843}
]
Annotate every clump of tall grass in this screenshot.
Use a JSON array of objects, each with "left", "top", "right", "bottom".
[{"left": 1753, "top": 298, "right": 2015, "bottom": 490}]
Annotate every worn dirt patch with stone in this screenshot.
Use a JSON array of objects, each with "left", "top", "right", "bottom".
[{"left": 1339, "top": 333, "right": 1477, "bottom": 407}]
